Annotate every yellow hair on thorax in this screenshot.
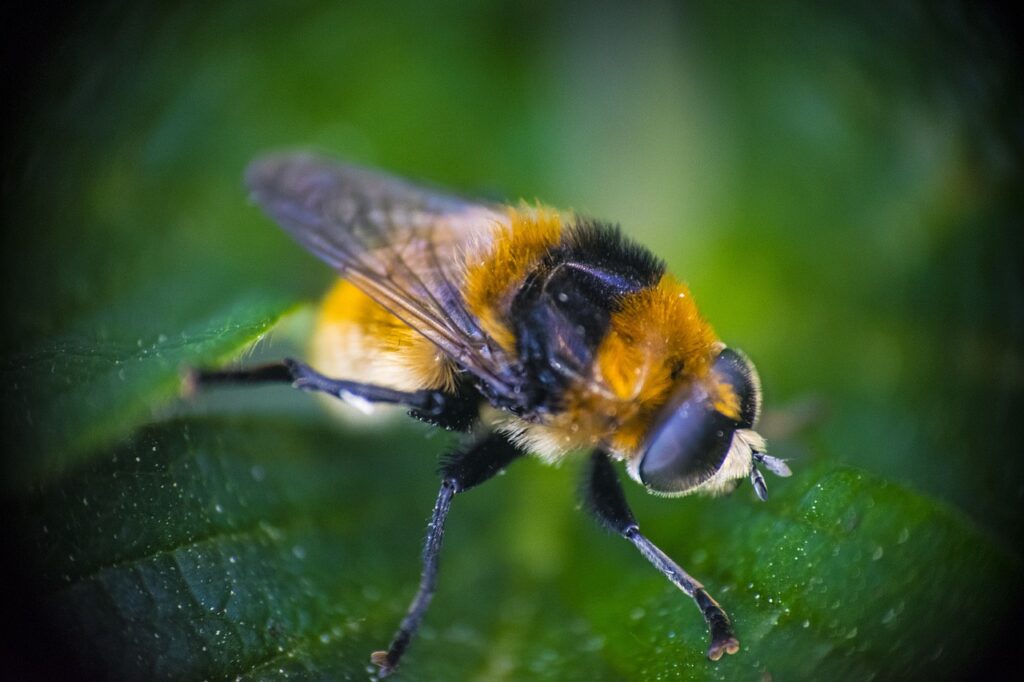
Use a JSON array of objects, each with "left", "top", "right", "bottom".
[
  {"left": 594, "top": 275, "right": 719, "bottom": 455},
  {"left": 463, "top": 206, "right": 563, "bottom": 350}
]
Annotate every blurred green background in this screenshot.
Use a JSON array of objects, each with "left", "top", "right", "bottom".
[{"left": 3, "top": 1, "right": 1021, "bottom": 680}]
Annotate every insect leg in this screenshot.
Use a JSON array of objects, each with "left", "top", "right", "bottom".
[
  {"left": 582, "top": 450, "right": 740, "bottom": 661},
  {"left": 372, "top": 433, "right": 525, "bottom": 678},
  {"left": 186, "top": 358, "right": 453, "bottom": 417}
]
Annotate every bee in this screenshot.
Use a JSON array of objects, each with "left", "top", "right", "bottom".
[{"left": 191, "top": 153, "right": 791, "bottom": 677}]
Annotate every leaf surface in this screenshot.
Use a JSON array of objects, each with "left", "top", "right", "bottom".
[{"left": 19, "top": 416, "right": 1018, "bottom": 680}]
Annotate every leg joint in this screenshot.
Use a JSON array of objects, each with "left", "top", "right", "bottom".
[{"left": 438, "top": 433, "right": 523, "bottom": 493}]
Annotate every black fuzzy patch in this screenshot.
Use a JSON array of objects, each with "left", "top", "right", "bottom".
[
  {"left": 553, "top": 219, "right": 665, "bottom": 293},
  {"left": 506, "top": 220, "right": 665, "bottom": 414}
]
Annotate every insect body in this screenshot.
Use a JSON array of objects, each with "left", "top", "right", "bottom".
[{"left": 193, "top": 153, "right": 790, "bottom": 676}]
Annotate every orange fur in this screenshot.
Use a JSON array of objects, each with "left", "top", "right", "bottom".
[
  {"left": 710, "top": 381, "right": 741, "bottom": 421},
  {"left": 572, "top": 275, "right": 719, "bottom": 458},
  {"left": 598, "top": 276, "right": 719, "bottom": 457},
  {"left": 463, "top": 206, "right": 563, "bottom": 351},
  {"left": 311, "top": 280, "right": 456, "bottom": 392},
  {"left": 600, "top": 276, "right": 718, "bottom": 401}
]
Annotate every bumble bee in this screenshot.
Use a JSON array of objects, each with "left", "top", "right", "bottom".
[{"left": 192, "top": 153, "right": 791, "bottom": 677}]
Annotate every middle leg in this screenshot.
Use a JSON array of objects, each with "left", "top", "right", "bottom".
[{"left": 371, "top": 432, "right": 526, "bottom": 677}]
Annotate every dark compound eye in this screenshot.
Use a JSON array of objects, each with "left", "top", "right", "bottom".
[
  {"left": 712, "top": 348, "right": 762, "bottom": 430},
  {"left": 637, "top": 348, "right": 762, "bottom": 494},
  {"left": 638, "top": 397, "right": 736, "bottom": 494}
]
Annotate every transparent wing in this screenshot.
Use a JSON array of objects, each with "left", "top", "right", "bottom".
[{"left": 246, "top": 152, "right": 519, "bottom": 396}]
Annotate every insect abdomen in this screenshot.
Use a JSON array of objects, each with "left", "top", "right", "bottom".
[{"left": 311, "top": 280, "right": 456, "bottom": 395}]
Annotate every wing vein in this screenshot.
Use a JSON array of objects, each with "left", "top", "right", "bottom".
[{"left": 246, "top": 152, "right": 521, "bottom": 400}]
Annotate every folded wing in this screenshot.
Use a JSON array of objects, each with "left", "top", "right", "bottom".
[{"left": 247, "top": 153, "right": 519, "bottom": 397}]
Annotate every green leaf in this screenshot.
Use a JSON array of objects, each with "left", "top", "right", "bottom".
[
  {"left": 20, "top": 416, "right": 617, "bottom": 681},
  {"left": 567, "top": 465, "right": 1020, "bottom": 680},
  {"left": 17, "top": 414, "right": 1018, "bottom": 680},
  {"left": 2, "top": 278, "right": 295, "bottom": 484}
]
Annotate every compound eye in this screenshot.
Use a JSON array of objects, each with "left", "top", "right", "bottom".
[
  {"left": 638, "top": 394, "right": 736, "bottom": 494},
  {"left": 636, "top": 347, "right": 761, "bottom": 495},
  {"left": 713, "top": 348, "right": 762, "bottom": 429}
]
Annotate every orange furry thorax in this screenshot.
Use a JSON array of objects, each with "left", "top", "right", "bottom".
[
  {"left": 462, "top": 208, "right": 721, "bottom": 460},
  {"left": 589, "top": 275, "right": 719, "bottom": 456}
]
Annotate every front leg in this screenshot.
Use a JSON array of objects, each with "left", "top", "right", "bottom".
[
  {"left": 582, "top": 450, "right": 740, "bottom": 661},
  {"left": 372, "top": 432, "right": 526, "bottom": 677}
]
